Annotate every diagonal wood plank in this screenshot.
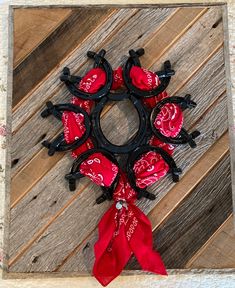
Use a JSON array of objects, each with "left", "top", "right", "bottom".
[
  {"left": 186, "top": 214, "right": 235, "bottom": 268},
  {"left": 127, "top": 153, "right": 232, "bottom": 269},
  {"left": 8, "top": 87, "right": 228, "bottom": 272},
  {"left": 10, "top": 7, "right": 217, "bottom": 207},
  {"left": 58, "top": 132, "right": 229, "bottom": 272},
  {"left": 13, "top": 8, "right": 72, "bottom": 67},
  {"left": 8, "top": 46, "right": 226, "bottom": 262},
  {"left": 13, "top": 8, "right": 116, "bottom": 108}
]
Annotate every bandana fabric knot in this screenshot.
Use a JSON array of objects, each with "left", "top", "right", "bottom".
[{"left": 93, "top": 173, "right": 167, "bottom": 286}]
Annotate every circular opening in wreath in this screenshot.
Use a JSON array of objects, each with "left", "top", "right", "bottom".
[{"left": 100, "top": 99, "right": 140, "bottom": 146}]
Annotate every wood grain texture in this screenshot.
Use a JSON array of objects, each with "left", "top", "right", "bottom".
[
  {"left": 186, "top": 215, "right": 235, "bottom": 268},
  {"left": 10, "top": 7, "right": 221, "bottom": 208},
  {"left": 13, "top": 8, "right": 72, "bottom": 66},
  {"left": 13, "top": 8, "right": 115, "bottom": 108}
]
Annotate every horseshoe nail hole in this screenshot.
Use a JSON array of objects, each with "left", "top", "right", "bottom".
[
  {"left": 83, "top": 242, "right": 91, "bottom": 252},
  {"left": 36, "top": 133, "right": 47, "bottom": 144},
  {"left": 49, "top": 200, "right": 57, "bottom": 207},
  {"left": 212, "top": 17, "right": 222, "bottom": 29},
  {"left": 30, "top": 195, "right": 38, "bottom": 202},
  {"left": 137, "top": 34, "right": 143, "bottom": 39},
  {"left": 11, "top": 158, "right": 19, "bottom": 167},
  {"left": 32, "top": 256, "right": 39, "bottom": 263}
]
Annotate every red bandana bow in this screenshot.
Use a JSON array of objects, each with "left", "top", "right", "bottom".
[{"left": 93, "top": 172, "right": 167, "bottom": 286}]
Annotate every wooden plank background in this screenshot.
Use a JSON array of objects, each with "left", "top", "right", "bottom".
[{"left": 2, "top": 3, "right": 235, "bottom": 278}]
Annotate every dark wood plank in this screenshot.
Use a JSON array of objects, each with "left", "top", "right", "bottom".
[
  {"left": 126, "top": 153, "right": 232, "bottom": 269},
  {"left": 12, "top": 8, "right": 115, "bottom": 108}
]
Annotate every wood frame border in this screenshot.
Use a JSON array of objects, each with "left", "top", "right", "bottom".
[{"left": 0, "top": 1, "right": 235, "bottom": 287}]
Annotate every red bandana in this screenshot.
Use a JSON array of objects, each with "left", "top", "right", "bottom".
[
  {"left": 80, "top": 152, "right": 118, "bottom": 187},
  {"left": 133, "top": 151, "right": 169, "bottom": 188},
  {"left": 77, "top": 67, "right": 106, "bottom": 93},
  {"left": 93, "top": 172, "right": 167, "bottom": 286},
  {"left": 143, "top": 90, "right": 168, "bottom": 109},
  {"left": 149, "top": 136, "right": 175, "bottom": 156},
  {"left": 130, "top": 66, "right": 160, "bottom": 91},
  {"left": 154, "top": 103, "right": 183, "bottom": 138},
  {"left": 111, "top": 66, "right": 124, "bottom": 90}
]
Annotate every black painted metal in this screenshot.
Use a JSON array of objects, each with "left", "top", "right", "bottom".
[{"left": 41, "top": 48, "right": 199, "bottom": 201}]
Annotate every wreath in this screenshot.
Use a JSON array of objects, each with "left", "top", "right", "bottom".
[{"left": 41, "top": 48, "right": 200, "bottom": 286}]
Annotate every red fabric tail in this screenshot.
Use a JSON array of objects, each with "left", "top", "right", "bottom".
[{"left": 92, "top": 173, "right": 167, "bottom": 286}]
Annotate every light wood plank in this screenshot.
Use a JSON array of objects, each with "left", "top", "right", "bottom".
[{"left": 13, "top": 8, "right": 72, "bottom": 66}]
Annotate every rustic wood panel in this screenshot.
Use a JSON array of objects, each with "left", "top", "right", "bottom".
[
  {"left": 13, "top": 8, "right": 72, "bottom": 66},
  {"left": 6, "top": 4, "right": 233, "bottom": 277},
  {"left": 10, "top": 7, "right": 221, "bottom": 208},
  {"left": 8, "top": 44, "right": 225, "bottom": 264},
  {"left": 13, "top": 8, "right": 115, "bottom": 108}
]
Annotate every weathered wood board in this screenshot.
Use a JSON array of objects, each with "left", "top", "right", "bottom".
[{"left": 1, "top": 2, "right": 235, "bottom": 287}]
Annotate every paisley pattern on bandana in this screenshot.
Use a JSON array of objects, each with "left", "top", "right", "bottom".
[
  {"left": 133, "top": 151, "right": 169, "bottom": 188},
  {"left": 154, "top": 103, "right": 183, "bottom": 138},
  {"left": 80, "top": 152, "right": 118, "bottom": 187}
]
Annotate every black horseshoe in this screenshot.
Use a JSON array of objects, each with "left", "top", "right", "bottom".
[
  {"left": 127, "top": 145, "right": 182, "bottom": 200},
  {"left": 41, "top": 102, "right": 91, "bottom": 156},
  {"left": 60, "top": 49, "right": 113, "bottom": 100},
  {"left": 91, "top": 93, "right": 148, "bottom": 154},
  {"left": 123, "top": 48, "right": 175, "bottom": 98},
  {"left": 150, "top": 95, "right": 200, "bottom": 148},
  {"left": 65, "top": 148, "right": 120, "bottom": 204}
]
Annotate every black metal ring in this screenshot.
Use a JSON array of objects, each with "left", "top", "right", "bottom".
[
  {"left": 60, "top": 49, "right": 113, "bottom": 100},
  {"left": 65, "top": 148, "right": 120, "bottom": 204},
  {"left": 126, "top": 145, "right": 182, "bottom": 200},
  {"left": 150, "top": 95, "right": 200, "bottom": 148},
  {"left": 91, "top": 93, "right": 148, "bottom": 154},
  {"left": 41, "top": 102, "right": 91, "bottom": 156},
  {"left": 123, "top": 48, "right": 175, "bottom": 98}
]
